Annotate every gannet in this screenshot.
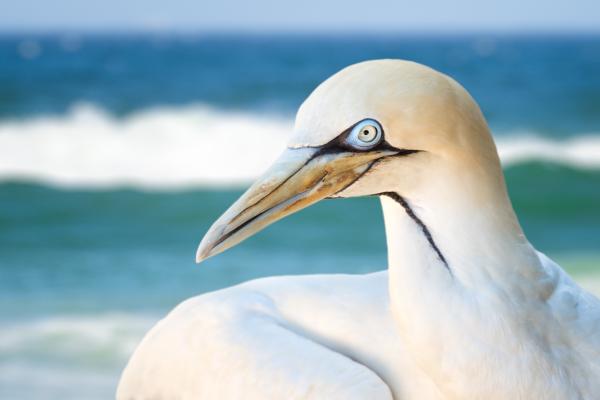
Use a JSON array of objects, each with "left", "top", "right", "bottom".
[{"left": 118, "top": 60, "right": 600, "bottom": 400}]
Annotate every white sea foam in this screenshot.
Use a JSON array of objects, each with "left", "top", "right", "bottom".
[
  {"left": 497, "top": 133, "right": 600, "bottom": 170},
  {"left": 0, "top": 104, "right": 599, "bottom": 189},
  {"left": 0, "top": 313, "right": 158, "bottom": 399},
  {"left": 0, "top": 312, "right": 157, "bottom": 361},
  {"left": 0, "top": 362, "right": 117, "bottom": 400}
]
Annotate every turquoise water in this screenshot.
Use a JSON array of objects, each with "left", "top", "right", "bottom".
[{"left": 0, "top": 34, "right": 599, "bottom": 399}]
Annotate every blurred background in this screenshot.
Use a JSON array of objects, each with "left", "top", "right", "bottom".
[{"left": 1, "top": 1, "right": 599, "bottom": 398}]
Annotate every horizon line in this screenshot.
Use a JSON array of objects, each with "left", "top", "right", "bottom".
[{"left": 1, "top": 27, "right": 600, "bottom": 37}]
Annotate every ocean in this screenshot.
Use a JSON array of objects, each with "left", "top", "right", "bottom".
[{"left": 0, "top": 33, "right": 599, "bottom": 399}]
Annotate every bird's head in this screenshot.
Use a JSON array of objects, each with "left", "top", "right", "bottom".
[{"left": 196, "top": 59, "right": 502, "bottom": 263}]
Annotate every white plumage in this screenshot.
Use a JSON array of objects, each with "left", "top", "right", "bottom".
[{"left": 118, "top": 60, "right": 600, "bottom": 399}]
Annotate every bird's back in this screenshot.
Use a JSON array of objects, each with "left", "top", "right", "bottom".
[
  {"left": 538, "top": 252, "right": 600, "bottom": 380},
  {"left": 117, "top": 271, "right": 443, "bottom": 400}
]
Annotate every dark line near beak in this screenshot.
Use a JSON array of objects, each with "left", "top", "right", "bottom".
[
  {"left": 211, "top": 195, "right": 288, "bottom": 251},
  {"left": 233, "top": 149, "right": 328, "bottom": 223},
  {"left": 379, "top": 192, "right": 451, "bottom": 274},
  {"left": 214, "top": 171, "right": 329, "bottom": 251},
  {"left": 388, "top": 148, "right": 421, "bottom": 157},
  {"left": 238, "top": 144, "right": 417, "bottom": 220},
  {"left": 331, "top": 149, "right": 421, "bottom": 197},
  {"left": 211, "top": 201, "right": 274, "bottom": 251},
  {"left": 329, "top": 161, "right": 377, "bottom": 198}
]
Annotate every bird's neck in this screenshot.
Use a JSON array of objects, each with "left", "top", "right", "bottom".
[
  {"left": 382, "top": 154, "right": 537, "bottom": 289},
  {"left": 381, "top": 155, "right": 549, "bottom": 397}
]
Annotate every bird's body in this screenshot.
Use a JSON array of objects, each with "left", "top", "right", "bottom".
[
  {"left": 119, "top": 218, "right": 600, "bottom": 400},
  {"left": 119, "top": 271, "right": 412, "bottom": 399},
  {"left": 118, "top": 60, "right": 600, "bottom": 399}
]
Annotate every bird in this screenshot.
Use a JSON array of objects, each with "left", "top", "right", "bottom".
[{"left": 117, "top": 60, "right": 600, "bottom": 400}]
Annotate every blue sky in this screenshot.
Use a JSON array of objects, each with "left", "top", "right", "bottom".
[{"left": 1, "top": 0, "right": 599, "bottom": 32}]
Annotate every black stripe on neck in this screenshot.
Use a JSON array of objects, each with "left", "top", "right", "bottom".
[{"left": 379, "top": 192, "right": 451, "bottom": 273}]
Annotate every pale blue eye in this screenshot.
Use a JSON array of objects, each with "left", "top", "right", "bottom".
[{"left": 346, "top": 119, "right": 382, "bottom": 150}]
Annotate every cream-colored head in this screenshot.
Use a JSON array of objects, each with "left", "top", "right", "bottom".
[{"left": 196, "top": 59, "right": 508, "bottom": 262}]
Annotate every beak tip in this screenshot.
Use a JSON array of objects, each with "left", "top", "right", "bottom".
[
  {"left": 195, "top": 247, "right": 212, "bottom": 264},
  {"left": 195, "top": 241, "right": 213, "bottom": 264},
  {"left": 196, "top": 223, "right": 229, "bottom": 264}
]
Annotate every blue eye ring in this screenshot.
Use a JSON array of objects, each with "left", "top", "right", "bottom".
[{"left": 345, "top": 119, "right": 383, "bottom": 150}]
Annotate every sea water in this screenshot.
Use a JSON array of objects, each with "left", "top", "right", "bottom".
[{"left": 0, "top": 33, "right": 599, "bottom": 399}]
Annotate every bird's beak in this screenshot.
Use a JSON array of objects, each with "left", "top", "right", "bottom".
[{"left": 196, "top": 146, "right": 396, "bottom": 263}]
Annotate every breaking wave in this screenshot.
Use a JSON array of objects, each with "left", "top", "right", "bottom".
[{"left": 0, "top": 103, "right": 599, "bottom": 188}]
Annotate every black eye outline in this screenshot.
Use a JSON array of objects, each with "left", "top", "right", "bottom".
[
  {"left": 335, "top": 118, "right": 401, "bottom": 153},
  {"left": 299, "top": 117, "right": 416, "bottom": 158},
  {"left": 344, "top": 118, "right": 383, "bottom": 150}
]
